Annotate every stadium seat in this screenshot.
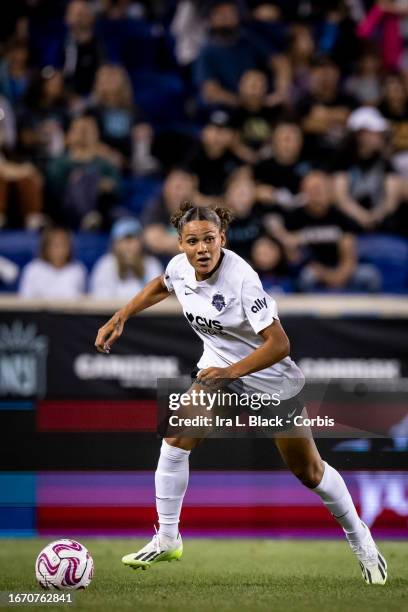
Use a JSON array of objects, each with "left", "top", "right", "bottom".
[{"left": 357, "top": 234, "right": 408, "bottom": 293}]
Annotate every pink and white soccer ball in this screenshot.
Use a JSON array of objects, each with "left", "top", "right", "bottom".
[{"left": 35, "top": 539, "right": 94, "bottom": 589}]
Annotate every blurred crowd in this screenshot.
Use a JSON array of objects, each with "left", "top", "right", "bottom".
[{"left": 0, "top": 0, "right": 407, "bottom": 297}]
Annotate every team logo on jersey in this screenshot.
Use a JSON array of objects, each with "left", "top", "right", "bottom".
[
  {"left": 211, "top": 293, "right": 226, "bottom": 312},
  {"left": 251, "top": 297, "right": 267, "bottom": 313}
]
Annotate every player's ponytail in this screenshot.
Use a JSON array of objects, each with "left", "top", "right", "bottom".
[{"left": 171, "top": 201, "right": 233, "bottom": 235}]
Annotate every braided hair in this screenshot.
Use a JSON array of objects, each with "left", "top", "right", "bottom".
[{"left": 170, "top": 201, "right": 233, "bottom": 236}]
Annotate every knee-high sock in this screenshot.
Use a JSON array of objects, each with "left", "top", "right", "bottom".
[
  {"left": 313, "top": 461, "right": 364, "bottom": 539},
  {"left": 155, "top": 440, "right": 190, "bottom": 540}
]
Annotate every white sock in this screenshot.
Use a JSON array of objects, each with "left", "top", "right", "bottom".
[
  {"left": 313, "top": 462, "right": 365, "bottom": 540},
  {"left": 155, "top": 439, "right": 190, "bottom": 541}
]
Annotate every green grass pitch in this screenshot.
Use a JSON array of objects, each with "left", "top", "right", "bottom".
[{"left": 0, "top": 539, "right": 406, "bottom": 612}]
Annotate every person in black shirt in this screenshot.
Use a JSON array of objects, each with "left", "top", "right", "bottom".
[
  {"left": 224, "top": 172, "right": 263, "bottom": 261},
  {"left": 61, "top": 0, "right": 103, "bottom": 97},
  {"left": 334, "top": 107, "right": 402, "bottom": 233},
  {"left": 185, "top": 109, "right": 242, "bottom": 202},
  {"left": 18, "top": 67, "right": 69, "bottom": 167},
  {"left": 224, "top": 171, "right": 292, "bottom": 291},
  {"left": 254, "top": 121, "right": 311, "bottom": 211},
  {"left": 281, "top": 171, "right": 380, "bottom": 292},
  {"left": 230, "top": 69, "right": 284, "bottom": 163},
  {"left": 251, "top": 235, "right": 292, "bottom": 293},
  {"left": 379, "top": 72, "right": 408, "bottom": 175},
  {"left": 296, "top": 57, "right": 357, "bottom": 166}
]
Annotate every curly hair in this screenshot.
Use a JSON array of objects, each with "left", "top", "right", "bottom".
[{"left": 170, "top": 201, "right": 233, "bottom": 235}]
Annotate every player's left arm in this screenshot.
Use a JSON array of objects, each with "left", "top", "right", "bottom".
[{"left": 196, "top": 320, "right": 290, "bottom": 384}]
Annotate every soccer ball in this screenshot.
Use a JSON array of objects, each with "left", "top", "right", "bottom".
[{"left": 35, "top": 539, "right": 94, "bottom": 590}]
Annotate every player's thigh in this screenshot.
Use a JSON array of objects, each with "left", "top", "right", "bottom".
[{"left": 164, "top": 381, "right": 212, "bottom": 451}]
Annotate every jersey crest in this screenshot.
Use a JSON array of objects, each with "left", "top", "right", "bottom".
[{"left": 211, "top": 293, "right": 226, "bottom": 312}]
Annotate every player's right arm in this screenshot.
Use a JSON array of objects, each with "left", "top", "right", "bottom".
[{"left": 94, "top": 275, "right": 170, "bottom": 353}]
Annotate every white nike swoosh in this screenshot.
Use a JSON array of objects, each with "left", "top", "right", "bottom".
[{"left": 287, "top": 407, "right": 298, "bottom": 418}]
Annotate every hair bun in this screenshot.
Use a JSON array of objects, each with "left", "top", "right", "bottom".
[{"left": 171, "top": 202, "right": 234, "bottom": 233}]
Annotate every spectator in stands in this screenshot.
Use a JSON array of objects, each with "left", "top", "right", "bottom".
[
  {"left": 19, "top": 67, "right": 69, "bottom": 166},
  {"left": 254, "top": 121, "right": 310, "bottom": 210},
  {"left": 61, "top": 0, "right": 103, "bottom": 97},
  {"left": 297, "top": 56, "right": 357, "bottom": 165},
  {"left": 142, "top": 168, "right": 196, "bottom": 258},
  {"left": 247, "top": 1, "right": 286, "bottom": 57},
  {"left": 345, "top": 49, "right": 382, "bottom": 106},
  {"left": 0, "top": 161, "right": 44, "bottom": 230},
  {"left": 224, "top": 173, "right": 263, "bottom": 261},
  {"left": 286, "top": 23, "right": 315, "bottom": 103},
  {"left": 356, "top": 0, "right": 405, "bottom": 71},
  {"left": 230, "top": 69, "right": 284, "bottom": 163},
  {"left": 170, "top": 0, "right": 207, "bottom": 70},
  {"left": 46, "top": 115, "right": 121, "bottom": 230},
  {"left": 379, "top": 72, "right": 408, "bottom": 176},
  {"left": 279, "top": 171, "right": 381, "bottom": 292},
  {"left": 90, "top": 216, "right": 163, "bottom": 298},
  {"left": 89, "top": 64, "right": 157, "bottom": 173},
  {"left": 251, "top": 235, "right": 292, "bottom": 293},
  {"left": 186, "top": 109, "right": 242, "bottom": 201},
  {"left": 314, "top": 1, "right": 358, "bottom": 74},
  {"left": 0, "top": 255, "right": 19, "bottom": 291},
  {"left": 97, "top": 0, "right": 175, "bottom": 73},
  {"left": 19, "top": 226, "right": 86, "bottom": 298},
  {"left": 194, "top": 0, "right": 290, "bottom": 107},
  {"left": 0, "top": 39, "right": 31, "bottom": 106},
  {"left": 334, "top": 107, "right": 402, "bottom": 232},
  {"left": 0, "top": 94, "right": 17, "bottom": 151},
  {"left": 89, "top": 63, "right": 136, "bottom": 161},
  {"left": 0, "top": 104, "right": 44, "bottom": 229},
  {"left": 0, "top": 0, "right": 27, "bottom": 46}
]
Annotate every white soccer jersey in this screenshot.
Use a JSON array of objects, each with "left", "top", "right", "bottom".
[{"left": 163, "top": 248, "right": 304, "bottom": 398}]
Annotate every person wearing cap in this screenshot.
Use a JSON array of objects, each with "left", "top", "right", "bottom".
[
  {"left": 89, "top": 217, "right": 163, "bottom": 299},
  {"left": 334, "top": 106, "right": 402, "bottom": 232}
]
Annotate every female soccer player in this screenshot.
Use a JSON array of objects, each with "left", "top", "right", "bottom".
[{"left": 95, "top": 203, "right": 387, "bottom": 585}]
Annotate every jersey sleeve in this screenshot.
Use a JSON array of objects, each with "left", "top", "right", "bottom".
[
  {"left": 241, "top": 269, "right": 278, "bottom": 334},
  {"left": 162, "top": 255, "right": 181, "bottom": 293}
]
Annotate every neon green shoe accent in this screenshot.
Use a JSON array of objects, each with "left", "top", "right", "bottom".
[{"left": 122, "top": 536, "right": 183, "bottom": 570}]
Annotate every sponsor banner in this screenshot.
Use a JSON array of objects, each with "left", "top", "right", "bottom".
[
  {"left": 37, "top": 400, "right": 157, "bottom": 431},
  {"left": 2, "top": 471, "right": 406, "bottom": 537},
  {"left": 0, "top": 312, "right": 406, "bottom": 400},
  {"left": 31, "top": 470, "right": 408, "bottom": 537},
  {"left": 0, "top": 313, "right": 200, "bottom": 399}
]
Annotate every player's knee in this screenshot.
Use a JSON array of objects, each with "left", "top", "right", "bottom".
[
  {"left": 291, "top": 459, "right": 324, "bottom": 488},
  {"left": 164, "top": 437, "right": 200, "bottom": 451}
]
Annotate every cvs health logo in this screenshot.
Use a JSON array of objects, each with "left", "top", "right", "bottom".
[{"left": 185, "top": 312, "right": 226, "bottom": 336}]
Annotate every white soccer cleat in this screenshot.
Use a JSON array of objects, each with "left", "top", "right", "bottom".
[
  {"left": 346, "top": 522, "right": 387, "bottom": 585},
  {"left": 122, "top": 529, "right": 183, "bottom": 570}
]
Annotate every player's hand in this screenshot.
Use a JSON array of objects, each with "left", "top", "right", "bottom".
[
  {"left": 196, "top": 366, "right": 235, "bottom": 389},
  {"left": 94, "top": 312, "right": 125, "bottom": 354}
]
